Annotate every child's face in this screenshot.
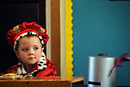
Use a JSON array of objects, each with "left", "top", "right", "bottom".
[{"left": 15, "top": 36, "right": 43, "bottom": 65}]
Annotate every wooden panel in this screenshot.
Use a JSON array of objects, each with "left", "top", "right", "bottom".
[
  {"left": 0, "top": 77, "right": 84, "bottom": 87},
  {"left": 38, "top": 0, "right": 61, "bottom": 76},
  {"left": 0, "top": 81, "right": 71, "bottom": 87},
  {"left": 51, "top": 0, "right": 60, "bottom": 76}
]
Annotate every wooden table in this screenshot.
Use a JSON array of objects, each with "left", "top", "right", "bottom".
[{"left": 0, "top": 76, "right": 84, "bottom": 87}]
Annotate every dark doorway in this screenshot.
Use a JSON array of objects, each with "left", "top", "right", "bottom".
[{"left": 0, "top": 0, "right": 46, "bottom": 73}]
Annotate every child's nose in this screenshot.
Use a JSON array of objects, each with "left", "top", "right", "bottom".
[{"left": 28, "top": 48, "right": 34, "bottom": 55}]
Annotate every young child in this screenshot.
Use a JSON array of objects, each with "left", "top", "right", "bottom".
[{"left": 6, "top": 22, "right": 57, "bottom": 77}]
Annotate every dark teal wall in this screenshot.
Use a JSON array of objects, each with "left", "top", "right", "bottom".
[{"left": 72, "top": 0, "right": 130, "bottom": 86}]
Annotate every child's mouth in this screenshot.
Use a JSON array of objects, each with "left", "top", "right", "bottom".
[{"left": 28, "top": 57, "right": 35, "bottom": 60}]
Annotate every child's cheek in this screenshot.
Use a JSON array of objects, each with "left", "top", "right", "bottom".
[
  {"left": 36, "top": 52, "right": 42, "bottom": 59},
  {"left": 19, "top": 53, "right": 27, "bottom": 59}
]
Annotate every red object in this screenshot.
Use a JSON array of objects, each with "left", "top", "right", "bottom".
[
  {"left": 98, "top": 52, "right": 107, "bottom": 56},
  {"left": 108, "top": 53, "right": 130, "bottom": 77},
  {"left": 6, "top": 22, "right": 49, "bottom": 47},
  {"left": 6, "top": 59, "right": 57, "bottom": 77}
]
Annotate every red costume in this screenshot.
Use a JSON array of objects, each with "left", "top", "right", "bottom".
[
  {"left": 6, "top": 22, "right": 57, "bottom": 77},
  {"left": 6, "top": 59, "right": 57, "bottom": 77}
]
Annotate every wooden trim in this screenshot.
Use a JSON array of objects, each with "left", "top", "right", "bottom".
[
  {"left": 51, "top": 0, "right": 60, "bottom": 76},
  {"left": 46, "top": 0, "right": 51, "bottom": 61},
  {"left": 60, "top": 0, "right": 66, "bottom": 76},
  {"left": 38, "top": 0, "right": 61, "bottom": 76}
]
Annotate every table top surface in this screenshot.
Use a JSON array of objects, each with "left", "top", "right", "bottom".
[
  {"left": 0, "top": 75, "right": 129, "bottom": 87},
  {"left": 0, "top": 76, "right": 84, "bottom": 83}
]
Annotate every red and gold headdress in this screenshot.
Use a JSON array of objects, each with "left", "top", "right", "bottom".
[{"left": 6, "top": 22, "right": 49, "bottom": 50}]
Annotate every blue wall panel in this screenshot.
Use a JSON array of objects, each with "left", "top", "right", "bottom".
[{"left": 72, "top": 0, "right": 130, "bottom": 86}]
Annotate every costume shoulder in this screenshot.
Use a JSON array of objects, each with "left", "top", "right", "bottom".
[
  {"left": 36, "top": 59, "right": 57, "bottom": 77},
  {"left": 6, "top": 65, "right": 17, "bottom": 73}
]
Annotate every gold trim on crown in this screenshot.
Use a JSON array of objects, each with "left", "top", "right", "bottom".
[
  {"left": 39, "top": 28, "right": 45, "bottom": 34},
  {"left": 13, "top": 25, "right": 45, "bottom": 34},
  {"left": 13, "top": 25, "right": 20, "bottom": 34}
]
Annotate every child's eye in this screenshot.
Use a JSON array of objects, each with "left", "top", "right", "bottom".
[
  {"left": 34, "top": 47, "right": 38, "bottom": 50},
  {"left": 22, "top": 48, "right": 28, "bottom": 51}
]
